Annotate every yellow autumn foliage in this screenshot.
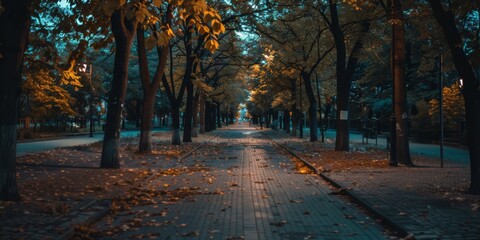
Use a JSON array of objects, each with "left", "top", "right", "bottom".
[{"left": 23, "top": 69, "right": 77, "bottom": 118}]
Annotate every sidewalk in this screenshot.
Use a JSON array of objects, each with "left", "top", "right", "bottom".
[
  {"left": 1, "top": 131, "right": 212, "bottom": 239},
  {"left": 307, "top": 128, "right": 469, "bottom": 165},
  {"left": 264, "top": 128, "right": 480, "bottom": 239},
  {"left": 16, "top": 129, "right": 169, "bottom": 157},
  {"left": 2, "top": 123, "right": 479, "bottom": 239},
  {"left": 90, "top": 125, "right": 395, "bottom": 239}
]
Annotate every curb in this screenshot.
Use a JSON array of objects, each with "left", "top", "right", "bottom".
[
  {"left": 262, "top": 130, "right": 412, "bottom": 239},
  {"left": 318, "top": 172, "right": 411, "bottom": 239},
  {"left": 177, "top": 134, "right": 218, "bottom": 162},
  {"left": 60, "top": 133, "right": 217, "bottom": 239}
]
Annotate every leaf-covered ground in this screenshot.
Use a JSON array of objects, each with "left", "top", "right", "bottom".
[
  {"left": 0, "top": 132, "right": 212, "bottom": 239},
  {"left": 264, "top": 129, "right": 480, "bottom": 214}
]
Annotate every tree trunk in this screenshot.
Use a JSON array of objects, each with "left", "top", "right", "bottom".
[
  {"left": 301, "top": 71, "right": 318, "bottom": 142},
  {"left": 0, "top": 0, "right": 32, "bottom": 201},
  {"left": 136, "top": 22, "right": 170, "bottom": 153},
  {"left": 192, "top": 89, "right": 200, "bottom": 137},
  {"left": 171, "top": 104, "right": 181, "bottom": 145},
  {"left": 330, "top": 1, "right": 350, "bottom": 151},
  {"left": 205, "top": 101, "right": 212, "bottom": 132},
  {"left": 139, "top": 90, "right": 155, "bottom": 153},
  {"left": 429, "top": 0, "right": 480, "bottom": 194},
  {"left": 284, "top": 109, "right": 290, "bottom": 133},
  {"left": 217, "top": 104, "right": 222, "bottom": 127},
  {"left": 183, "top": 80, "right": 193, "bottom": 142},
  {"left": 212, "top": 103, "right": 217, "bottom": 130},
  {"left": 101, "top": 9, "right": 138, "bottom": 168},
  {"left": 329, "top": 1, "right": 369, "bottom": 151},
  {"left": 392, "top": 0, "right": 412, "bottom": 166},
  {"left": 316, "top": 74, "right": 325, "bottom": 142},
  {"left": 290, "top": 78, "right": 297, "bottom": 137},
  {"left": 199, "top": 92, "right": 205, "bottom": 134}
]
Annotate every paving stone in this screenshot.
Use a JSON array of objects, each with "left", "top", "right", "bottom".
[{"left": 92, "top": 125, "right": 394, "bottom": 239}]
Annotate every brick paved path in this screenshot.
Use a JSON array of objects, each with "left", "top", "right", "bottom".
[
  {"left": 322, "top": 167, "right": 480, "bottom": 240},
  {"left": 93, "top": 126, "right": 395, "bottom": 239}
]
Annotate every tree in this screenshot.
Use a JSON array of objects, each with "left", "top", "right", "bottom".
[
  {"left": 390, "top": 0, "right": 412, "bottom": 166},
  {"left": 428, "top": 0, "right": 480, "bottom": 194},
  {"left": 101, "top": 1, "right": 141, "bottom": 168},
  {"left": 0, "top": 0, "right": 33, "bottom": 201},
  {"left": 152, "top": 1, "right": 224, "bottom": 145},
  {"left": 136, "top": 2, "right": 172, "bottom": 153},
  {"left": 321, "top": 0, "right": 373, "bottom": 151}
]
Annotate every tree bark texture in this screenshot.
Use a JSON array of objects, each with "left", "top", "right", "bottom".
[
  {"left": 136, "top": 19, "right": 170, "bottom": 153},
  {"left": 284, "top": 109, "right": 291, "bottom": 133},
  {"left": 329, "top": 1, "right": 369, "bottom": 151},
  {"left": 217, "top": 104, "right": 222, "bottom": 128},
  {"left": 101, "top": 9, "right": 138, "bottom": 168},
  {"left": 199, "top": 92, "right": 205, "bottom": 134},
  {"left": 171, "top": 104, "right": 181, "bottom": 145},
  {"left": 330, "top": 1, "right": 350, "bottom": 151},
  {"left": 192, "top": 89, "right": 200, "bottom": 137},
  {"left": 205, "top": 101, "right": 213, "bottom": 132},
  {"left": 162, "top": 43, "right": 186, "bottom": 145},
  {"left": 0, "top": 0, "right": 32, "bottom": 201},
  {"left": 301, "top": 71, "right": 318, "bottom": 142},
  {"left": 290, "top": 78, "right": 297, "bottom": 137},
  {"left": 183, "top": 79, "right": 194, "bottom": 142},
  {"left": 429, "top": 0, "right": 480, "bottom": 194},
  {"left": 392, "top": 0, "right": 412, "bottom": 166}
]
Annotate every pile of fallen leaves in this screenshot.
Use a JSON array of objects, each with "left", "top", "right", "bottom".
[{"left": 278, "top": 140, "right": 390, "bottom": 172}]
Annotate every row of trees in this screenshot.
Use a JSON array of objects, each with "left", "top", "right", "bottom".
[
  {"left": 245, "top": 0, "right": 479, "bottom": 194},
  {"left": 0, "top": 0, "right": 255, "bottom": 200},
  {"left": 2, "top": 0, "right": 479, "bottom": 201}
]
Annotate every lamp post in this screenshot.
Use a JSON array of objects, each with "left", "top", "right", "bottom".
[{"left": 79, "top": 62, "right": 94, "bottom": 137}]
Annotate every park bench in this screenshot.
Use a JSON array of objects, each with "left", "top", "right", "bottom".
[{"left": 362, "top": 128, "right": 377, "bottom": 145}]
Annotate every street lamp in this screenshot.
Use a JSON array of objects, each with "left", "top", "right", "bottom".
[
  {"left": 458, "top": 78, "right": 464, "bottom": 90},
  {"left": 78, "top": 62, "right": 94, "bottom": 137}
]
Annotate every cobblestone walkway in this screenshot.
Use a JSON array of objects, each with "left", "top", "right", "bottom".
[
  {"left": 322, "top": 167, "right": 480, "bottom": 240},
  {"left": 93, "top": 127, "right": 395, "bottom": 239}
]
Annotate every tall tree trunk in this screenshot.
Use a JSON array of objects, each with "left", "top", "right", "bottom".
[
  {"left": 301, "top": 71, "right": 318, "bottom": 142},
  {"left": 161, "top": 43, "right": 186, "bottom": 145},
  {"left": 316, "top": 74, "right": 325, "bottom": 142},
  {"left": 284, "top": 109, "right": 291, "bottom": 133},
  {"left": 171, "top": 103, "right": 181, "bottom": 145},
  {"left": 205, "top": 101, "right": 212, "bottom": 132},
  {"left": 192, "top": 89, "right": 200, "bottom": 137},
  {"left": 217, "top": 104, "right": 222, "bottom": 127},
  {"left": 139, "top": 89, "right": 155, "bottom": 152},
  {"left": 181, "top": 28, "right": 196, "bottom": 142},
  {"left": 429, "top": 0, "right": 480, "bottom": 194},
  {"left": 199, "top": 92, "right": 205, "bottom": 134},
  {"left": 137, "top": 9, "right": 171, "bottom": 153},
  {"left": 183, "top": 80, "right": 193, "bottom": 142},
  {"left": 290, "top": 78, "right": 297, "bottom": 137},
  {"left": 212, "top": 103, "right": 217, "bottom": 130},
  {"left": 392, "top": 0, "right": 412, "bottom": 166},
  {"left": 330, "top": 1, "right": 350, "bottom": 151},
  {"left": 329, "top": 1, "right": 369, "bottom": 151},
  {"left": 101, "top": 9, "right": 138, "bottom": 168},
  {"left": 0, "top": 0, "right": 32, "bottom": 201}
]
